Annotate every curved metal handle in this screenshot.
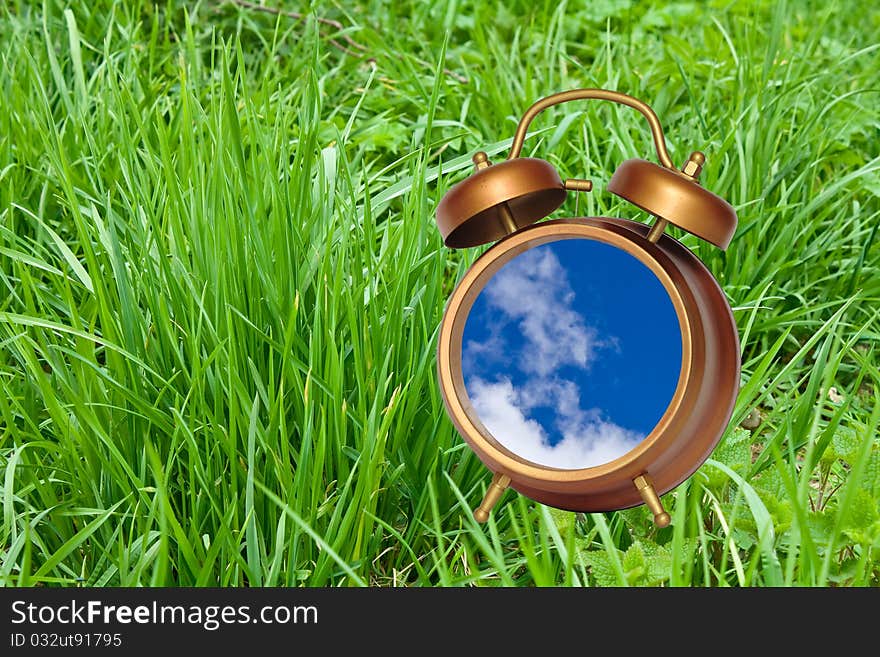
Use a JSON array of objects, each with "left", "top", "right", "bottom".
[{"left": 506, "top": 88, "right": 676, "bottom": 170}]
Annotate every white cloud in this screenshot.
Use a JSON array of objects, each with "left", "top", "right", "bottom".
[
  {"left": 467, "top": 377, "right": 547, "bottom": 456},
  {"left": 481, "top": 247, "right": 596, "bottom": 376},
  {"left": 462, "top": 328, "right": 505, "bottom": 375},
  {"left": 468, "top": 376, "right": 643, "bottom": 470}
]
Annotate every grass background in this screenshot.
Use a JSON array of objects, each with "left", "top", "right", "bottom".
[{"left": 1, "top": 0, "right": 878, "bottom": 586}]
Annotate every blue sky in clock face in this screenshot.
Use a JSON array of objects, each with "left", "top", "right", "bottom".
[{"left": 461, "top": 238, "right": 682, "bottom": 470}]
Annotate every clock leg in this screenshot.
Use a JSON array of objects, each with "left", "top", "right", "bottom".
[
  {"left": 633, "top": 474, "right": 671, "bottom": 527},
  {"left": 473, "top": 472, "right": 511, "bottom": 523}
]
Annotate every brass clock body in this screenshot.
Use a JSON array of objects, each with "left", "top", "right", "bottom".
[{"left": 434, "top": 89, "right": 740, "bottom": 526}]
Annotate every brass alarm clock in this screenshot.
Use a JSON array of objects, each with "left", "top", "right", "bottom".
[{"left": 435, "top": 89, "right": 739, "bottom": 527}]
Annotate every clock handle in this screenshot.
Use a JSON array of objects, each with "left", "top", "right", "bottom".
[{"left": 507, "top": 88, "right": 676, "bottom": 169}]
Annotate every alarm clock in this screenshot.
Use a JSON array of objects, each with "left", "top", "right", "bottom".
[{"left": 435, "top": 89, "right": 739, "bottom": 527}]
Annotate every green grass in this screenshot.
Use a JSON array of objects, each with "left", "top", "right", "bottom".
[{"left": 1, "top": 0, "right": 878, "bottom": 586}]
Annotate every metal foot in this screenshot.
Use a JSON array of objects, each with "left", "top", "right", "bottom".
[
  {"left": 473, "top": 472, "right": 511, "bottom": 523},
  {"left": 634, "top": 474, "right": 671, "bottom": 527}
]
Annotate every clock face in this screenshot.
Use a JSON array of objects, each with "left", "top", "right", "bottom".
[{"left": 461, "top": 238, "right": 683, "bottom": 470}]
